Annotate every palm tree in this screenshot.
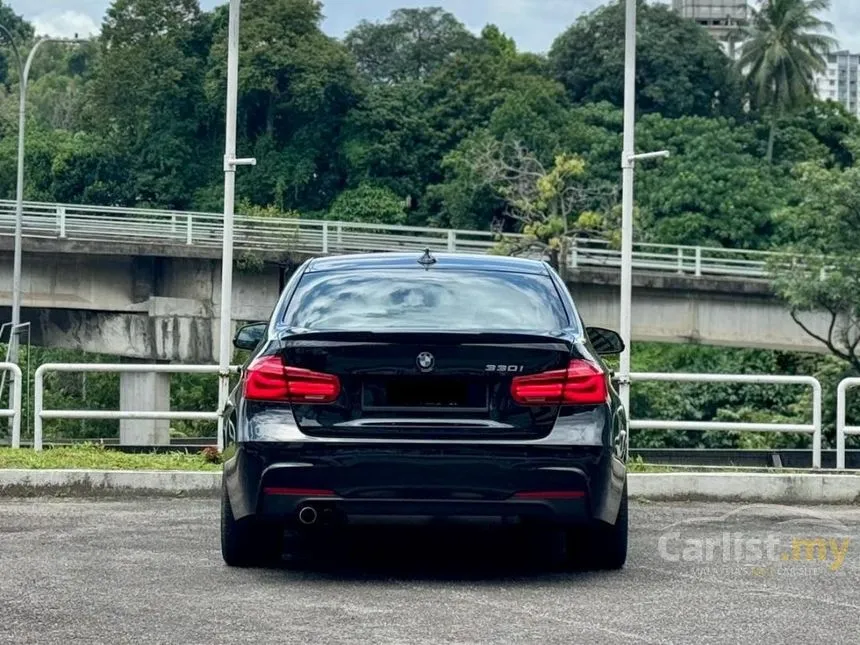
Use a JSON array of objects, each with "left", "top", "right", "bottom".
[{"left": 739, "top": 0, "right": 837, "bottom": 163}]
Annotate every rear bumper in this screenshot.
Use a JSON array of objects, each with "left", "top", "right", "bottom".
[
  {"left": 261, "top": 494, "right": 589, "bottom": 526},
  {"left": 224, "top": 443, "right": 626, "bottom": 526}
]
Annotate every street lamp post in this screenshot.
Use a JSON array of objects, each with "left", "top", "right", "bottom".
[
  {"left": 8, "top": 35, "right": 85, "bottom": 359},
  {"left": 217, "top": 0, "right": 255, "bottom": 451},
  {"left": 1, "top": 29, "right": 85, "bottom": 434},
  {"left": 617, "top": 0, "right": 668, "bottom": 415}
]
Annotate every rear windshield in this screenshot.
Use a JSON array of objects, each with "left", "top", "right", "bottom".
[{"left": 282, "top": 269, "right": 572, "bottom": 332}]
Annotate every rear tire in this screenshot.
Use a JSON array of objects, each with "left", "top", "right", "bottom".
[
  {"left": 561, "top": 481, "right": 628, "bottom": 571},
  {"left": 588, "top": 481, "right": 628, "bottom": 570},
  {"left": 220, "top": 482, "right": 280, "bottom": 567}
]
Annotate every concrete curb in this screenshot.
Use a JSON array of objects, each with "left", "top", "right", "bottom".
[
  {"left": 629, "top": 472, "right": 860, "bottom": 504},
  {"left": 0, "top": 469, "right": 220, "bottom": 497},
  {"left": 0, "top": 470, "right": 858, "bottom": 504}
]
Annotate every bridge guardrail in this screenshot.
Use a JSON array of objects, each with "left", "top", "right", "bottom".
[
  {"left": 0, "top": 199, "right": 785, "bottom": 279},
  {"left": 33, "top": 364, "right": 240, "bottom": 452},
  {"left": 0, "top": 362, "right": 22, "bottom": 448},
  {"left": 629, "top": 373, "right": 823, "bottom": 469}
]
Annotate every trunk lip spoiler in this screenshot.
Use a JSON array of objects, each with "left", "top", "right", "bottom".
[{"left": 274, "top": 327, "right": 583, "bottom": 342}]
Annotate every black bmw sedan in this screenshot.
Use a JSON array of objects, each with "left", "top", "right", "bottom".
[{"left": 220, "top": 250, "right": 629, "bottom": 569}]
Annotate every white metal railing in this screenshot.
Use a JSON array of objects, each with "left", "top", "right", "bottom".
[
  {"left": 629, "top": 373, "right": 823, "bottom": 468},
  {"left": 33, "top": 363, "right": 240, "bottom": 452},
  {"left": 0, "top": 199, "right": 786, "bottom": 280},
  {"left": 0, "top": 362, "right": 22, "bottom": 448},
  {"left": 28, "top": 364, "right": 827, "bottom": 467},
  {"left": 836, "top": 378, "right": 860, "bottom": 470}
]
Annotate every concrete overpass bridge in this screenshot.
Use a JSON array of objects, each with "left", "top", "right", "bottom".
[{"left": 0, "top": 199, "right": 832, "bottom": 362}]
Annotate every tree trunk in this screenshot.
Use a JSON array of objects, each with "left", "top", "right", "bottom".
[
  {"left": 547, "top": 247, "right": 560, "bottom": 274},
  {"left": 557, "top": 238, "right": 569, "bottom": 282},
  {"left": 267, "top": 95, "right": 275, "bottom": 137},
  {"left": 766, "top": 115, "right": 777, "bottom": 164}
]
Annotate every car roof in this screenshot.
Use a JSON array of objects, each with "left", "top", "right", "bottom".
[{"left": 304, "top": 252, "right": 550, "bottom": 275}]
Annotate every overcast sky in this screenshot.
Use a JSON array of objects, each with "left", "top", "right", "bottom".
[{"left": 9, "top": 0, "right": 860, "bottom": 55}]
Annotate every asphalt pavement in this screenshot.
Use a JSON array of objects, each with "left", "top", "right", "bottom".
[{"left": 1, "top": 496, "right": 858, "bottom": 644}]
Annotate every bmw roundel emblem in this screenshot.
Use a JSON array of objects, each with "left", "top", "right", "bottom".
[{"left": 416, "top": 351, "right": 435, "bottom": 372}]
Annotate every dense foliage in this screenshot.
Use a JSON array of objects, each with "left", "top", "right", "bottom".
[
  {"left": 2, "top": 0, "right": 853, "bottom": 237},
  {"left": 1, "top": 0, "right": 858, "bottom": 449},
  {"left": 771, "top": 160, "right": 860, "bottom": 372}
]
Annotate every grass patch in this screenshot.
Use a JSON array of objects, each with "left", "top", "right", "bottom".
[
  {"left": 628, "top": 461, "right": 860, "bottom": 474},
  {"left": 0, "top": 446, "right": 854, "bottom": 475},
  {"left": 0, "top": 444, "right": 221, "bottom": 471}
]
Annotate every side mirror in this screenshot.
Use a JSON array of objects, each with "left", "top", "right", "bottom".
[
  {"left": 586, "top": 327, "right": 625, "bottom": 355},
  {"left": 233, "top": 322, "right": 267, "bottom": 351}
]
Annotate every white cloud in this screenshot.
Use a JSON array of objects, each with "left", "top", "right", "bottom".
[{"left": 31, "top": 10, "right": 99, "bottom": 39}]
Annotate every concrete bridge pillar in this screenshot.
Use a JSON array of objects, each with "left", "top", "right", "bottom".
[{"left": 119, "top": 370, "right": 171, "bottom": 445}]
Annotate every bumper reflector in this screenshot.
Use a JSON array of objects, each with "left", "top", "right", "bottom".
[
  {"left": 262, "top": 487, "right": 336, "bottom": 496},
  {"left": 512, "top": 490, "right": 585, "bottom": 500}
]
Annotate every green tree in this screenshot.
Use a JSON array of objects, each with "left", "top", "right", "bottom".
[
  {"left": 414, "top": 27, "right": 575, "bottom": 227},
  {"left": 0, "top": 127, "right": 134, "bottom": 204},
  {"left": 345, "top": 7, "right": 477, "bottom": 84},
  {"left": 0, "top": 1, "right": 34, "bottom": 87},
  {"left": 771, "top": 161, "right": 860, "bottom": 371},
  {"left": 205, "top": 0, "right": 361, "bottom": 212},
  {"left": 634, "top": 115, "right": 792, "bottom": 247},
  {"left": 327, "top": 183, "right": 407, "bottom": 225},
  {"left": 87, "top": 0, "right": 214, "bottom": 207},
  {"left": 339, "top": 82, "right": 440, "bottom": 205},
  {"left": 782, "top": 100, "right": 860, "bottom": 168},
  {"left": 421, "top": 25, "right": 550, "bottom": 151},
  {"left": 341, "top": 25, "right": 565, "bottom": 228},
  {"left": 446, "top": 135, "right": 615, "bottom": 276},
  {"left": 428, "top": 99, "right": 623, "bottom": 232},
  {"left": 739, "top": 0, "right": 837, "bottom": 163},
  {"left": 549, "top": 1, "right": 743, "bottom": 119},
  {"left": 25, "top": 40, "right": 98, "bottom": 133}
]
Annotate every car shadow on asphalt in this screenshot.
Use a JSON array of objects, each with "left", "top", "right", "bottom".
[{"left": 257, "top": 525, "right": 618, "bottom": 582}]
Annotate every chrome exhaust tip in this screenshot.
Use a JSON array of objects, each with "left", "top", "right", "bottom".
[{"left": 298, "top": 505, "right": 318, "bottom": 525}]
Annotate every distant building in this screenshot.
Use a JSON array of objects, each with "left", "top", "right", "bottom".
[
  {"left": 673, "top": 2, "right": 857, "bottom": 117},
  {"left": 813, "top": 51, "right": 860, "bottom": 118},
  {"left": 672, "top": 0, "right": 749, "bottom": 58}
]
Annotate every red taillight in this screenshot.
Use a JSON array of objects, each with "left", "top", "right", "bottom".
[
  {"left": 562, "top": 359, "right": 609, "bottom": 404},
  {"left": 510, "top": 359, "right": 607, "bottom": 406},
  {"left": 243, "top": 356, "right": 340, "bottom": 403},
  {"left": 243, "top": 355, "right": 289, "bottom": 400},
  {"left": 282, "top": 365, "right": 341, "bottom": 403}
]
